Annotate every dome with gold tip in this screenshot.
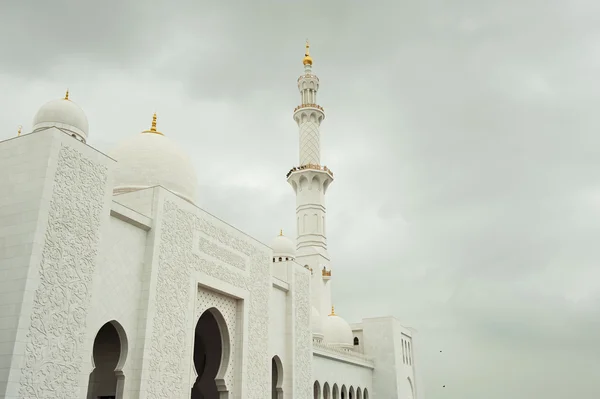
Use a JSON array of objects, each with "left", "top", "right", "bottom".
[
  {"left": 32, "top": 90, "right": 89, "bottom": 142},
  {"left": 323, "top": 306, "right": 354, "bottom": 348},
  {"left": 302, "top": 40, "right": 313, "bottom": 66},
  {"left": 109, "top": 113, "right": 198, "bottom": 204},
  {"left": 271, "top": 230, "right": 296, "bottom": 260}
]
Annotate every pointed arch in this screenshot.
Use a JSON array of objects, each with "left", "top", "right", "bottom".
[
  {"left": 290, "top": 180, "right": 298, "bottom": 194},
  {"left": 271, "top": 355, "right": 284, "bottom": 398},
  {"left": 311, "top": 174, "right": 321, "bottom": 191},
  {"left": 314, "top": 381, "right": 322, "bottom": 399},
  {"left": 323, "top": 382, "right": 331, "bottom": 399},
  {"left": 407, "top": 376, "right": 415, "bottom": 399},
  {"left": 191, "top": 307, "right": 231, "bottom": 397},
  {"left": 323, "top": 178, "right": 331, "bottom": 194},
  {"left": 299, "top": 175, "right": 308, "bottom": 191},
  {"left": 86, "top": 320, "right": 128, "bottom": 399}
]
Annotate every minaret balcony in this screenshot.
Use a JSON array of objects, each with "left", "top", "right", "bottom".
[
  {"left": 287, "top": 165, "right": 334, "bottom": 196},
  {"left": 286, "top": 163, "right": 333, "bottom": 179},
  {"left": 294, "top": 104, "right": 324, "bottom": 113}
]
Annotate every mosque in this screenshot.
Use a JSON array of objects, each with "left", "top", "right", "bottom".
[{"left": 0, "top": 43, "right": 417, "bottom": 398}]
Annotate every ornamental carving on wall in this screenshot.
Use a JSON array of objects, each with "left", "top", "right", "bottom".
[
  {"left": 294, "top": 269, "right": 313, "bottom": 398},
  {"left": 146, "top": 200, "right": 271, "bottom": 398},
  {"left": 19, "top": 145, "right": 108, "bottom": 398}
]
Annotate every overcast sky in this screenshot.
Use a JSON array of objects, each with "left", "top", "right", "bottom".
[{"left": 2, "top": 0, "right": 600, "bottom": 397}]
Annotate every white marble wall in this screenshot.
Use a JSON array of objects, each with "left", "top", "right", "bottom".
[
  {"left": 312, "top": 354, "right": 373, "bottom": 398},
  {"left": 133, "top": 191, "right": 276, "bottom": 399},
  {"left": 362, "top": 317, "right": 417, "bottom": 399},
  {"left": 269, "top": 284, "right": 288, "bottom": 395},
  {"left": 82, "top": 215, "right": 149, "bottom": 399},
  {"left": 0, "top": 129, "right": 115, "bottom": 399},
  {"left": 0, "top": 132, "right": 56, "bottom": 398},
  {"left": 0, "top": 129, "right": 402, "bottom": 399}
]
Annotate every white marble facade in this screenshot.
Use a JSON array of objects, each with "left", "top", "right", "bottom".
[{"left": 0, "top": 46, "right": 417, "bottom": 399}]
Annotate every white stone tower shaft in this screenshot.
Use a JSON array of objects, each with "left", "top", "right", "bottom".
[
  {"left": 296, "top": 65, "right": 323, "bottom": 166},
  {"left": 287, "top": 41, "right": 333, "bottom": 256},
  {"left": 287, "top": 41, "right": 335, "bottom": 319}
]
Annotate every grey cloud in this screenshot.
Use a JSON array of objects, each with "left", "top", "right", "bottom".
[{"left": 2, "top": 0, "right": 600, "bottom": 398}]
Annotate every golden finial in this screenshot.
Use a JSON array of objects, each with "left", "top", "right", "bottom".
[
  {"left": 151, "top": 112, "right": 157, "bottom": 132},
  {"left": 279, "top": 229, "right": 283, "bottom": 236},
  {"left": 17, "top": 125, "right": 22, "bottom": 136},
  {"left": 303, "top": 39, "right": 313, "bottom": 66},
  {"left": 64, "top": 89, "right": 69, "bottom": 100},
  {"left": 143, "top": 112, "right": 163, "bottom": 135},
  {"left": 330, "top": 305, "right": 336, "bottom": 316}
]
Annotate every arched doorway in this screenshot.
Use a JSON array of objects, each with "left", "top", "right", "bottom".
[
  {"left": 341, "top": 385, "right": 347, "bottom": 399},
  {"left": 271, "top": 356, "right": 283, "bottom": 399},
  {"left": 191, "top": 308, "right": 230, "bottom": 398},
  {"left": 86, "top": 321, "right": 128, "bottom": 399}
]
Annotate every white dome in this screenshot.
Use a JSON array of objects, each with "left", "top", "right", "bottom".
[
  {"left": 109, "top": 119, "right": 198, "bottom": 204},
  {"left": 323, "top": 308, "right": 354, "bottom": 348},
  {"left": 32, "top": 92, "right": 89, "bottom": 141},
  {"left": 271, "top": 232, "right": 296, "bottom": 259},
  {"left": 311, "top": 306, "right": 324, "bottom": 340}
]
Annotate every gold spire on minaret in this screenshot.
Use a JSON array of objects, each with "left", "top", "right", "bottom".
[
  {"left": 303, "top": 39, "right": 313, "bottom": 66},
  {"left": 280, "top": 229, "right": 283, "bottom": 236},
  {"left": 64, "top": 89, "right": 69, "bottom": 100},
  {"left": 143, "top": 112, "right": 163, "bottom": 135},
  {"left": 17, "top": 125, "right": 22, "bottom": 136},
  {"left": 330, "top": 305, "right": 335, "bottom": 316}
]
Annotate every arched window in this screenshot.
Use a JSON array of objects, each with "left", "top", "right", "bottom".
[
  {"left": 353, "top": 337, "right": 359, "bottom": 346},
  {"left": 407, "top": 377, "right": 415, "bottom": 399},
  {"left": 314, "top": 381, "right": 322, "bottom": 399},
  {"left": 323, "top": 382, "right": 331, "bottom": 399},
  {"left": 271, "top": 356, "right": 283, "bottom": 398},
  {"left": 278, "top": 257, "right": 282, "bottom": 262}
]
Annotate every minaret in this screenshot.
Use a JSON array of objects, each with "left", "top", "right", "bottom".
[{"left": 287, "top": 41, "right": 334, "bottom": 315}]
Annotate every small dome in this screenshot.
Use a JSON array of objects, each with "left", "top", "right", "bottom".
[
  {"left": 312, "top": 306, "right": 324, "bottom": 340},
  {"left": 303, "top": 54, "right": 313, "bottom": 66},
  {"left": 271, "top": 231, "right": 296, "bottom": 260},
  {"left": 303, "top": 41, "right": 313, "bottom": 66},
  {"left": 323, "top": 307, "right": 354, "bottom": 348},
  {"left": 109, "top": 114, "right": 198, "bottom": 204},
  {"left": 32, "top": 90, "right": 89, "bottom": 141}
]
